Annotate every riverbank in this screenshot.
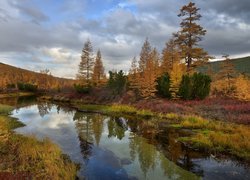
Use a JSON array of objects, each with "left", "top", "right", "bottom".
[
  {"left": 0, "top": 104, "right": 77, "bottom": 179},
  {"left": 39, "top": 94, "right": 250, "bottom": 162},
  {"left": 40, "top": 92, "right": 250, "bottom": 124},
  {"left": 0, "top": 92, "right": 36, "bottom": 98}
]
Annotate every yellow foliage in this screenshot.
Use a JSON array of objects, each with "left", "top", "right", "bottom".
[
  {"left": 211, "top": 79, "right": 233, "bottom": 96},
  {"left": 170, "top": 62, "right": 185, "bottom": 98},
  {"left": 128, "top": 57, "right": 140, "bottom": 90},
  {"left": 233, "top": 75, "right": 250, "bottom": 101},
  {"left": 139, "top": 50, "right": 159, "bottom": 98},
  {"left": 211, "top": 75, "right": 250, "bottom": 101},
  {"left": 0, "top": 104, "right": 77, "bottom": 179},
  {"left": 92, "top": 50, "right": 106, "bottom": 87},
  {"left": 161, "top": 39, "right": 180, "bottom": 74}
]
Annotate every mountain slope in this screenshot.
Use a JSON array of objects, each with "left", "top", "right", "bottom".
[
  {"left": 198, "top": 56, "right": 250, "bottom": 75},
  {"left": 0, "top": 62, "right": 75, "bottom": 90}
]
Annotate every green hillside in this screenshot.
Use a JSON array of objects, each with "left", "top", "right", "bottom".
[{"left": 198, "top": 56, "right": 250, "bottom": 75}]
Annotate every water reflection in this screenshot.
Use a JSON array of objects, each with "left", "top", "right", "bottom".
[{"left": 11, "top": 102, "right": 250, "bottom": 180}]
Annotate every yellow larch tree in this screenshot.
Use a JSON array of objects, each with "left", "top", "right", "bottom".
[
  {"left": 139, "top": 48, "right": 159, "bottom": 98},
  {"left": 92, "top": 50, "right": 106, "bottom": 87},
  {"left": 128, "top": 56, "right": 140, "bottom": 91},
  {"left": 139, "top": 38, "right": 152, "bottom": 72},
  {"left": 170, "top": 62, "right": 186, "bottom": 98},
  {"left": 215, "top": 55, "right": 237, "bottom": 94},
  {"left": 161, "top": 38, "right": 180, "bottom": 74},
  {"left": 233, "top": 75, "right": 250, "bottom": 101}
]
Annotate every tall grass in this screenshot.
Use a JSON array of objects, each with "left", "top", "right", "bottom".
[
  {"left": 0, "top": 104, "right": 77, "bottom": 178},
  {"left": 176, "top": 115, "right": 250, "bottom": 160},
  {"left": 77, "top": 104, "right": 156, "bottom": 118},
  {"left": 0, "top": 104, "right": 13, "bottom": 115}
]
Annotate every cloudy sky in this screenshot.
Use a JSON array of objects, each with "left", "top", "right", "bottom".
[{"left": 0, "top": 0, "right": 249, "bottom": 78}]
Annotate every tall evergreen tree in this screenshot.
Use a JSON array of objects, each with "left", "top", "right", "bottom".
[
  {"left": 139, "top": 38, "right": 152, "bottom": 72},
  {"left": 161, "top": 38, "right": 180, "bottom": 74},
  {"left": 175, "top": 2, "right": 209, "bottom": 72},
  {"left": 77, "top": 39, "right": 94, "bottom": 86},
  {"left": 128, "top": 56, "right": 140, "bottom": 90},
  {"left": 151, "top": 48, "right": 161, "bottom": 78},
  {"left": 93, "top": 49, "right": 105, "bottom": 87},
  {"left": 139, "top": 48, "right": 159, "bottom": 98}
]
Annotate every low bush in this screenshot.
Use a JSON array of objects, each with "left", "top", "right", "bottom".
[
  {"left": 107, "top": 70, "right": 127, "bottom": 95},
  {"left": 191, "top": 73, "right": 211, "bottom": 99},
  {"left": 156, "top": 73, "right": 171, "bottom": 98},
  {"left": 17, "top": 82, "right": 38, "bottom": 92},
  {"left": 178, "top": 73, "right": 211, "bottom": 100},
  {"left": 6, "top": 83, "right": 16, "bottom": 89},
  {"left": 178, "top": 75, "right": 192, "bottom": 100},
  {"left": 74, "top": 84, "right": 91, "bottom": 94}
]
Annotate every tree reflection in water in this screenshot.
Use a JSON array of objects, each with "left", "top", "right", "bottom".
[
  {"left": 11, "top": 101, "right": 250, "bottom": 180},
  {"left": 72, "top": 112, "right": 201, "bottom": 179},
  {"left": 73, "top": 112, "right": 94, "bottom": 161}
]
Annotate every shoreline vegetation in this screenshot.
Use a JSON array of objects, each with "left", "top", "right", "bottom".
[
  {"left": 39, "top": 94, "right": 250, "bottom": 162},
  {"left": 0, "top": 104, "right": 77, "bottom": 179},
  {"left": 0, "top": 92, "right": 36, "bottom": 98}
]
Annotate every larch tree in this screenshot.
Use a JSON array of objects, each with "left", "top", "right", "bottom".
[
  {"left": 216, "top": 55, "right": 237, "bottom": 92},
  {"left": 92, "top": 49, "right": 105, "bottom": 87},
  {"left": 234, "top": 74, "right": 250, "bottom": 101},
  {"left": 77, "top": 39, "right": 94, "bottom": 86},
  {"left": 139, "top": 48, "right": 159, "bottom": 98},
  {"left": 128, "top": 56, "right": 140, "bottom": 91},
  {"left": 170, "top": 62, "right": 185, "bottom": 98},
  {"left": 139, "top": 38, "right": 152, "bottom": 72},
  {"left": 151, "top": 48, "right": 161, "bottom": 78},
  {"left": 161, "top": 38, "right": 180, "bottom": 74},
  {"left": 175, "top": 2, "right": 209, "bottom": 72}
]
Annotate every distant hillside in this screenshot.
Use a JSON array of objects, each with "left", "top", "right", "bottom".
[
  {"left": 0, "top": 62, "right": 75, "bottom": 91},
  {"left": 197, "top": 56, "right": 250, "bottom": 75}
]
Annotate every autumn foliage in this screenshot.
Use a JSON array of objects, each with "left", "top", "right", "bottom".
[{"left": 0, "top": 63, "right": 74, "bottom": 92}]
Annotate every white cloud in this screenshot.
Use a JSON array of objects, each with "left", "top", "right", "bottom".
[
  {"left": 0, "top": 0, "right": 250, "bottom": 78},
  {"left": 42, "top": 47, "right": 80, "bottom": 63}
]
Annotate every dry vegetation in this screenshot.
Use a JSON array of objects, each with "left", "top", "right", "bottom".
[
  {"left": 0, "top": 63, "right": 75, "bottom": 92},
  {"left": 176, "top": 115, "right": 250, "bottom": 160},
  {"left": 0, "top": 104, "right": 77, "bottom": 179}
]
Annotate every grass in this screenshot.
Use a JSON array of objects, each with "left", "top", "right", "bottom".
[
  {"left": 180, "top": 116, "right": 209, "bottom": 129},
  {"left": 75, "top": 104, "right": 156, "bottom": 118},
  {"left": 197, "top": 56, "right": 250, "bottom": 75},
  {"left": 0, "top": 104, "right": 77, "bottom": 179},
  {"left": 0, "top": 92, "right": 35, "bottom": 98},
  {"left": 0, "top": 104, "right": 13, "bottom": 115},
  {"left": 174, "top": 115, "right": 250, "bottom": 160}
]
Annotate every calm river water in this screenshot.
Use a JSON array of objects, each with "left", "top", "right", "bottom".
[{"left": 1, "top": 96, "right": 249, "bottom": 180}]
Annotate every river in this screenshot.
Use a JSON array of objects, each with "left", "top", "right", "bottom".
[{"left": 1, "top": 96, "right": 249, "bottom": 180}]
